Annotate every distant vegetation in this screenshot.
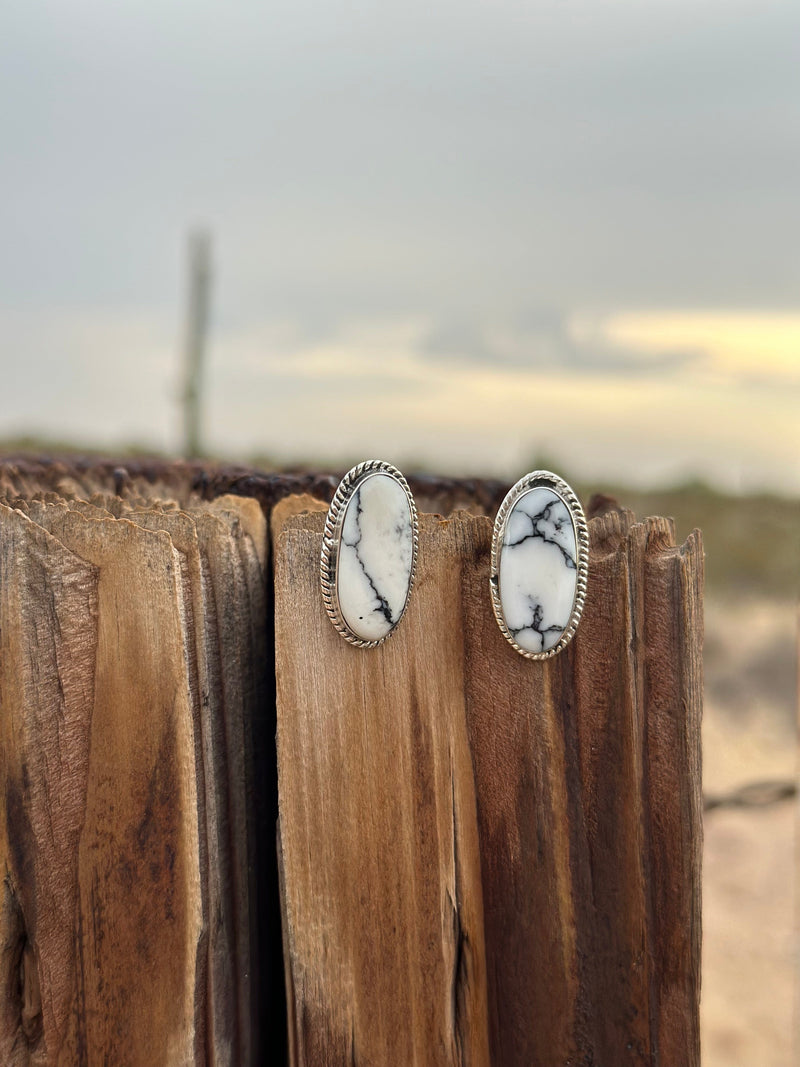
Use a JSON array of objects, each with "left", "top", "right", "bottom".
[{"left": 575, "top": 478, "right": 798, "bottom": 601}]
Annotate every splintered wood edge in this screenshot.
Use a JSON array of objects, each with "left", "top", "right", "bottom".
[{"left": 270, "top": 495, "right": 329, "bottom": 543}]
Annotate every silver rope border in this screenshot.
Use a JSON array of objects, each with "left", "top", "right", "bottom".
[
  {"left": 320, "top": 460, "right": 420, "bottom": 648},
  {"left": 489, "top": 471, "right": 589, "bottom": 660}
]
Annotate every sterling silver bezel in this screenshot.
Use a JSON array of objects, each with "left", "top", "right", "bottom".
[
  {"left": 320, "top": 460, "right": 419, "bottom": 648},
  {"left": 489, "top": 470, "right": 589, "bottom": 660}
]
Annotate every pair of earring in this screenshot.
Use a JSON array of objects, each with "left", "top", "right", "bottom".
[{"left": 320, "top": 461, "right": 588, "bottom": 660}]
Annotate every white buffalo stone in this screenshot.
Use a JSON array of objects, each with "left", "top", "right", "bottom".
[
  {"left": 336, "top": 472, "right": 414, "bottom": 642},
  {"left": 498, "top": 487, "right": 578, "bottom": 653}
]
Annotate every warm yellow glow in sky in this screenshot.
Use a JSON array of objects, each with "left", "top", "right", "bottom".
[
  {"left": 3, "top": 305, "right": 798, "bottom": 493},
  {"left": 591, "top": 312, "right": 800, "bottom": 382},
  {"left": 203, "top": 312, "right": 800, "bottom": 493}
]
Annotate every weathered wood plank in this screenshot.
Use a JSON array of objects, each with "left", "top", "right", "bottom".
[
  {"left": 0, "top": 504, "right": 99, "bottom": 1065},
  {"left": 23, "top": 491, "right": 267, "bottom": 1062},
  {"left": 0, "top": 458, "right": 702, "bottom": 1065},
  {"left": 274, "top": 500, "right": 703, "bottom": 1067},
  {"left": 83, "top": 496, "right": 244, "bottom": 1065},
  {"left": 275, "top": 506, "right": 491, "bottom": 1066},
  {"left": 635, "top": 520, "right": 703, "bottom": 1062},
  {"left": 14, "top": 502, "right": 205, "bottom": 1064},
  {"left": 0, "top": 488, "right": 270, "bottom": 1065},
  {"left": 188, "top": 496, "right": 269, "bottom": 1064}
]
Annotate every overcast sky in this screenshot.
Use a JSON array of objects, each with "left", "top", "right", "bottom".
[{"left": 1, "top": 0, "right": 798, "bottom": 490}]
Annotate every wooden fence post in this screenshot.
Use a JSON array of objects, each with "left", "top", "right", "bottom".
[
  {"left": 274, "top": 499, "right": 703, "bottom": 1066},
  {"left": 0, "top": 460, "right": 702, "bottom": 1066}
]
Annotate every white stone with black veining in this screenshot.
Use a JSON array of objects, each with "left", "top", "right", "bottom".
[
  {"left": 336, "top": 473, "right": 414, "bottom": 642},
  {"left": 498, "top": 487, "right": 578, "bottom": 653}
]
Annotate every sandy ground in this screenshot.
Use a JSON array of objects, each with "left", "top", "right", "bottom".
[{"left": 701, "top": 597, "right": 797, "bottom": 1066}]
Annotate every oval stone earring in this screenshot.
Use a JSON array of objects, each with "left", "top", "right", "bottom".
[
  {"left": 490, "top": 471, "right": 588, "bottom": 659},
  {"left": 320, "top": 460, "right": 419, "bottom": 647}
]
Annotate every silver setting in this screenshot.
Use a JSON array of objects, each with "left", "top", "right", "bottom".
[
  {"left": 490, "top": 470, "right": 589, "bottom": 660},
  {"left": 320, "top": 460, "right": 419, "bottom": 647}
]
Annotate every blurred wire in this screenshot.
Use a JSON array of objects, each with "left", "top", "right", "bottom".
[{"left": 704, "top": 779, "right": 797, "bottom": 813}]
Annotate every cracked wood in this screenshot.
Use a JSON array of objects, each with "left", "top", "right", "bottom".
[
  {"left": 0, "top": 484, "right": 269, "bottom": 1066},
  {"left": 0, "top": 459, "right": 702, "bottom": 1066},
  {"left": 274, "top": 499, "right": 702, "bottom": 1067}
]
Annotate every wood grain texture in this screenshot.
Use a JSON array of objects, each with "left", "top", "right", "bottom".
[
  {"left": 17, "top": 500, "right": 204, "bottom": 1065},
  {"left": 0, "top": 456, "right": 702, "bottom": 1066},
  {"left": 275, "top": 505, "right": 491, "bottom": 1066},
  {"left": 0, "top": 504, "right": 98, "bottom": 1065},
  {"left": 0, "top": 487, "right": 268, "bottom": 1065},
  {"left": 274, "top": 502, "right": 703, "bottom": 1067}
]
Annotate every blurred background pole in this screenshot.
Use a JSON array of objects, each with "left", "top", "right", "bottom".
[{"left": 182, "top": 230, "right": 212, "bottom": 459}]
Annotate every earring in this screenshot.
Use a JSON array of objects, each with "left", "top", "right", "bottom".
[
  {"left": 490, "top": 470, "right": 588, "bottom": 659},
  {"left": 320, "top": 460, "right": 419, "bottom": 647}
]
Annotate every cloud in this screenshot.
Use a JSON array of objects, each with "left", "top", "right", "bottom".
[
  {"left": 584, "top": 311, "right": 800, "bottom": 387},
  {"left": 420, "top": 310, "right": 702, "bottom": 377},
  {"left": 0, "top": 0, "right": 798, "bottom": 319}
]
